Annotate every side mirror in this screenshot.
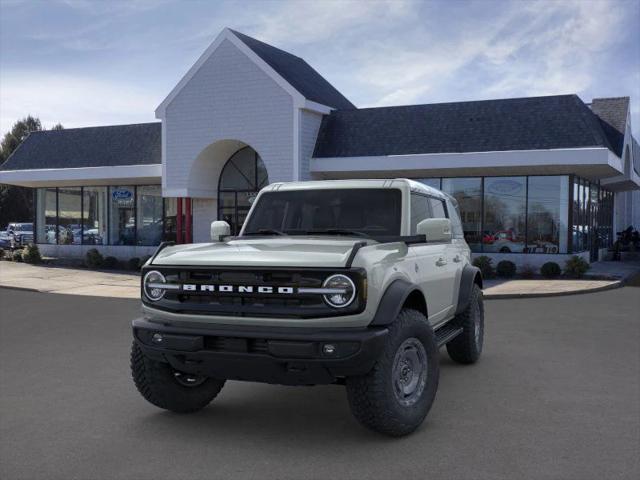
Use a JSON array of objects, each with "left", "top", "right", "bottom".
[
  {"left": 417, "top": 218, "right": 452, "bottom": 243},
  {"left": 210, "top": 221, "right": 231, "bottom": 242}
]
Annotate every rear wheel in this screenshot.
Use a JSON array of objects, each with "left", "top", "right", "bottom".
[
  {"left": 346, "top": 309, "right": 439, "bottom": 436},
  {"left": 130, "top": 342, "right": 225, "bottom": 413},
  {"left": 446, "top": 284, "right": 484, "bottom": 364}
]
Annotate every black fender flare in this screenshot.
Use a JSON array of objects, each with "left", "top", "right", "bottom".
[
  {"left": 455, "top": 265, "right": 483, "bottom": 315},
  {"left": 370, "top": 279, "right": 424, "bottom": 326}
]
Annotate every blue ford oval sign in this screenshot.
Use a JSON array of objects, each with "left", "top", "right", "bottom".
[{"left": 112, "top": 189, "right": 133, "bottom": 200}]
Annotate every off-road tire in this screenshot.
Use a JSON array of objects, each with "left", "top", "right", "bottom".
[
  {"left": 345, "top": 309, "right": 439, "bottom": 436},
  {"left": 130, "top": 341, "right": 225, "bottom": 413},
  {"left": 446, "top": 284, "right": 484, "bottom": 364}
]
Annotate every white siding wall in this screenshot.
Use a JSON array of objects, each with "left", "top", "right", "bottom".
[
  {"left": 298, "top": 110, "right": 323, "bottom": 180},
  {"left": 192, "top": 198, "right": 217, "bottom": 243},
  {"left": 163, "top": 39, "right": 294, "bottom": 195}
]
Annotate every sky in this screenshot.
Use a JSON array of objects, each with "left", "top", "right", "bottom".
[{"left": 1, "top": 0, "right": 639, "bottom": 138}]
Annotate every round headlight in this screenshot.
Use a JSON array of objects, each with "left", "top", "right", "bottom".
[
  {"left": 143, "top": 270, "right": 166, "bottom": 302},
  {"left": 323, "top": 274, "right": 356, "bottom": 308}
]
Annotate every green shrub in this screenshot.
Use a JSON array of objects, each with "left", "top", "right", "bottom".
[
  {"left": 0, "top": 249, "right": 5, "bottom": 260},
  {"left": 519, "top": 263, "right": 536, "bottom": 279},
  {"left": 102, "top": 256, "right": 118, "bottom": 269},
  {"left": 496, "top": 260, "right": 516, "bottom": 278},
  {"left": 11, "top": 250, "right": 24, "bottom": 262},
  {"left": 85, "top": 248, "right": 103, "bottom": 268},
  {"left": 21, "top": 244, "right": 42, "bottom": 264},
  {"left": 473, "top": 256, "right": 494, "bottom": 278},
  {"left": 127, "top": 257, "right": 141, "bottom": 271},
  {"left": 564, "top": 255, "right": 590, "bottom": 278},
  {"left": 541, "top": 262, "right": 561, "bottom": 278}
]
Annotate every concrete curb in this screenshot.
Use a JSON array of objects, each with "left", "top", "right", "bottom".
[
  {"left": 483, "top": 279, "right": 623, "bottom": 300},
  {"left": 0, "top": 285, "right": 40, "bottom": 293}
]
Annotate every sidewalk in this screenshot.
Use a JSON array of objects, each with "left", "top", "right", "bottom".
[
  {"left": 0, "top": 261, "right": 140, "bottom": 299},
  {"left": 1, "top": 261, "right": 637, "bottom": 300}
]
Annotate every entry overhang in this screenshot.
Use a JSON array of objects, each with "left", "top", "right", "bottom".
[
  {"left": 311, "top": 147, "right": 624, "bottom": 183},
  {"left": 0, "top": 164, "right": 162, "bottom": 188}
]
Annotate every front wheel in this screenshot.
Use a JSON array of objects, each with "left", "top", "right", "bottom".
[
  {"left": 345, "top": 309, "right": 439, "bottom": 436},
  {"left": 130, "top": 342, "right": 225, "bottom": 413}
]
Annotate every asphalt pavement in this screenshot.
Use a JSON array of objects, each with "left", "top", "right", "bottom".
[{"left": 0, "top": 286, "right": 638, "bottom": 480}]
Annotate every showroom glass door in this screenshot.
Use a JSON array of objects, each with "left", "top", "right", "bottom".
[{"left": 218, "top": 147, "right": 269, "bottom": 235}]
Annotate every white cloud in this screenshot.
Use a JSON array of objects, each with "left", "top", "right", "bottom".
[
  {"left": 250, "top": 0, "right": 411, "bottom": 45},
  {"left": 325, "top": 0, "right": 626, "bottom": 109},
  {"left": 0, "top": 72, "right": 158, "bottom": 132}
]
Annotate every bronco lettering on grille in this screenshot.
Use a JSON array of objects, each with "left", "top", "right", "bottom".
[{"left": 181, "top": 284, "right": 295, "bottom": 294}]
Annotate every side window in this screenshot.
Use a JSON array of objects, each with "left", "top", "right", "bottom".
[
  {"left": 429, "top": 198, "right": 447, "bottom": 219},
  {"left": 410, "top": 193, "right": 432, "bottom": 234}
]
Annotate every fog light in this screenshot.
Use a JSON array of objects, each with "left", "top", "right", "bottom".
[
  {"left": 152, "top": 333, "right": 163, "bottom": 344},
  {"left": 323, "top": 344, "right": 336, "bottom": 355}
]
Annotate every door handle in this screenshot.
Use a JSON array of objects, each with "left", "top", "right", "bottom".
[
  {"left": 436, "top": 257, "right": 447, "bottom": 267},
  {"left": 453, "top": 255, "right": 462, "bottom": 263}
]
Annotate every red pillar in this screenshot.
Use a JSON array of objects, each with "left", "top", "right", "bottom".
[
  {"left": 185, "top": 198, "right": 192, "bottom": 244},
  {"left": 176, "top": 197, "right": 183, "bottom": 244}
]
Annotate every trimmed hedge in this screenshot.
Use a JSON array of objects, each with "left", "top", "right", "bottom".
[
  {"left": 22, "top": 244, "right": 42, "bottom": 264},
  {"left": 496, "top": 260, "right": 516, "bottom": 278},
  {"left": 85, "top": 248, "right": 104, "bottom": 268},
  {"left": 128, "top": 257, "right": 141, "bottom": 271},
  {"left": 564, "top": 255, "right": 590, "bottom": 278},
  {"left": 472, "top": 256, "right": 494, "bottom": 278},
  {"left": 102, "top": 256, "right": 119, "bottom": 269},
  {"left": 541, "top": 262, "right": 561, "bottom": 278}
]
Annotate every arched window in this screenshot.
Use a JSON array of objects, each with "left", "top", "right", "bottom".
[{"left": 218, "top": 147, "right": 268, "bottom": 235}]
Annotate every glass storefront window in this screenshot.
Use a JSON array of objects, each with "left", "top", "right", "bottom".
[
  {"left": 136, "top": 186, "right": 163, "bottom": 246},
  {"left": 57, "top": 188, "right": 82, "bottom": 245},
  {"left": 417, "top": 178, "right": 441, "bottom": 190},
  {"left": 483, "top": 177, "right": 526, "bottom": 253},
  {"left": 36, "top": 188, "right": 57, "bottom": 244},
  {"left": 441, "top": 178, "right": 482, "bottom": 252},
  {"left": 109, "top": 186, "right": 136, "bottom": 245},
  {"left": 526, "top": 176, "right": 569, "bottom": 254},
  {"left": 83, "top": 187, "right": 107, "bottom": 245}
]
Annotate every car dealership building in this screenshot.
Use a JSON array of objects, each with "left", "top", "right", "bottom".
[{"left": 1, "top": 28, "right": 638, "bottom": 266}]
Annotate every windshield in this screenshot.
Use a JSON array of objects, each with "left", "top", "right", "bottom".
[
  {"left": 243, "top": 188, "right": 402, "bottom": 237},
  {"left": 12, "top": 224, "right": 32, "bottom": 231}
]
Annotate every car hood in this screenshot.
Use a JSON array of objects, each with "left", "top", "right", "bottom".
[{"left": 151, "top": 237, "right": 370, "bottom": 268}]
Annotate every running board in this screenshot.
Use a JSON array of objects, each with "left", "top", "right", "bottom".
[{"left": 435, "top": 324, "right": 463, "bottom": 348}]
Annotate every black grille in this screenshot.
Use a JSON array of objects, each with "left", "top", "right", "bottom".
[{"left": 143, "top": 267, "right": 366, "bottom": 319}]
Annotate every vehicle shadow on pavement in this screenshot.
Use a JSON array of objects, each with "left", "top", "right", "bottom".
[{"left": 126, "top": 352, "right": 467, "bottom": 447}]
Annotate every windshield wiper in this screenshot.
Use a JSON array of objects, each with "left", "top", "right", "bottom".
[
  {"left": 306, "top": 229, "right": 370, "bottom": 238},
  {"left": 243, "top": 229, "right": 287, "bottom": 236}
]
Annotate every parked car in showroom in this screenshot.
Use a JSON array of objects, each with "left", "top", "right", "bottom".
[{"left": 5, "top": 223, "right": 34, "bottom": 249}]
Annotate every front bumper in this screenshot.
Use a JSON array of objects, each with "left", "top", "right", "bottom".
[{"left": 132, "top": 318, "right": 388, "bottom": 385}]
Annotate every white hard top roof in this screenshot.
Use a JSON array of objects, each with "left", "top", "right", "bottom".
[{"left": 262, "top": 178, "right": 448, "bottom": 199}]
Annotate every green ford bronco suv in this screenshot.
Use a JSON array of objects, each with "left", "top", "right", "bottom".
[{"left": 131, "top": 179, "right": 484, "bottom": 436}]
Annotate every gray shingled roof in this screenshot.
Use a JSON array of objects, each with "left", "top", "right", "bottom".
[
  {"left": 590, "top": 97, "right": 629, "bottom": 157},
  {"left": 313, "top": 95, "right": 617, "bottom": 158},
  {"left": 230, "top": 29, "right": 355, "bottom": 110},
  {"left": 0, "top": 122, "right": 161, "bottom": 171}
]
